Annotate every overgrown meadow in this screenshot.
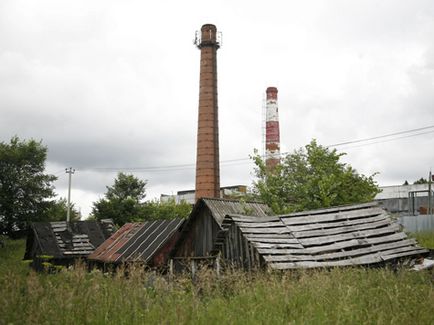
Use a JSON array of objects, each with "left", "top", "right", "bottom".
[{"left": 1, "top": 236, "right": 433, "bottom": 325}]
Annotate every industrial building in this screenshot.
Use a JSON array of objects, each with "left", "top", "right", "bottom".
[
  {"left": 160, "top": 185, "right": 248, "bottom": 204},
  {"left": 375, "top": 183, "right": 433, "bottom": 215}
]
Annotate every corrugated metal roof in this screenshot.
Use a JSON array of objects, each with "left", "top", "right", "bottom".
[
  {"left": 24, "top": 219, "right": 115, "bottom": 260},
  {"left": 88, "top": 219, "right": 184, "bottom": 264},
  {"left": 218, "top": 202, "right": 429, "bottom": 269}
]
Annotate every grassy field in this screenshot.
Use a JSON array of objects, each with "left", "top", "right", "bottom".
[
  {"left": 410, "top": 231, "right": 434, "bottom": 249},
  {"left": 0, "top": 237, "right": 433, "bottom": 325}
]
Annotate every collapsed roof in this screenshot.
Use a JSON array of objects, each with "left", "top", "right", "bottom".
[
  {"left": 215, "top": 202, "right": 428, "bottom": 270},
  {"left": 24, "top": 219, "right": 115, "bottom": 261}
]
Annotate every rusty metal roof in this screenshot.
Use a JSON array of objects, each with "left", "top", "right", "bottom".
[
  {"left": 88, "top": 219, "right": 184, "bottom": 264},
  {"left": 217, "top": 202, "right": 429, "bottom": 269},
  {"left": 24, "top": 219, "right": 115, "bottom": 260}
]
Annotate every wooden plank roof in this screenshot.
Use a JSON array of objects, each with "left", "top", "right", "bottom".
[
  {"left": 201, "top": 197, "right": 272, "bottom": 226},
  {"left": 219, "top": 202, "right": 428, "bottom": 269},
  {"left": 88, "top": 219, "right": 184, "bottom": 264}
]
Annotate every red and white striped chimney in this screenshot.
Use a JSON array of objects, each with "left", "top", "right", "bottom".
[{"left": 265, "top": 87, "right": 280, "bottom": 169}]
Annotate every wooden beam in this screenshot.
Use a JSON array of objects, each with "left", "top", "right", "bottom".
[
  {"left": 291, "top": 218, "right": 393, "bottom": 238},
  {"left": 281, "top": 207, "right": 384, "bottom": 225},
  {"left": 281, "top": 202, "right": 379, "bottom": 218},
  {"left": 298, "top": 224, "right": 400, "bottom": 246},
  {"left": 283, "top": 213, "right": 389, "bottom": 232},
  {"left": 268, "top": 247, "right": 427, "bottom": 269},
  {"left": 261, "top": 239, "right": 418, "bottom": 261},
  {"left": 253, "top": 232, "right": 408, "bottom": 253},
  {"left": 235, "top": 221, "right": 285, "bottom": 228},
  {"left": 240, "top": 227, "right": 291, "bottom": 234}
]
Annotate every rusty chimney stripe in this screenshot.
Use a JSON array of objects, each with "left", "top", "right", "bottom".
[
  {"left": 195, "top": 24, "right": 221, "bottom": 201},
  {"left": 265, "top": 87, "right": 280, "bottom": 170}
]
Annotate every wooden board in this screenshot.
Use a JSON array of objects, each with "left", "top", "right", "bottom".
[
  {"left": 236, "top": 221, "right": 285, "bottom": 228},
  {"left": 240, "top": 227, "right": 291, "bottom": 234},
  {"left": 283, "top": 214, "right": 389, "bottom": 232},
  {"left": 63, "top": 250, "right": 94, "bottom": 255},
  {"left": 254, "top": 232, "right": 408, "bottom": 255},
  {"left": 381, "top": 249, "right": 429, "bottom": 261},
  {"left": 281, "top": 207, "right": 384, "bottom": 225},
  {"left": 298, "top": 224, "right": 400, "bottom": 246},
  {"left": 246, "top": 234, "right": 294, "bottom": 239},
  {"left": 249, "top": 238, "right": 301, "bottom": 244},
  {"left": 291, "top": 218, "right": 393, "bottom": 238},
  {"left": 230, "top": 215, "right": 280, "bottom": 223},
  {"left": 253, "top": 242, "right": 305, "bottom": 249},
  {"left": 261, "top": 239, "right": 418, "bottom": 262},
  {"left": 268, "top": 247, "right": 427, "bottom": 269},
  {"left": 280, "top": 202, "right": 378, "bottom": 218}
]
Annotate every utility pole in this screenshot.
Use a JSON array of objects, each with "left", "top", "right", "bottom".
[
  {"left": 428, "top": 170, "right": 432, "bottom": 215},
  {"left": 65, "top": 167, "right": 75, "bottom": 222}
]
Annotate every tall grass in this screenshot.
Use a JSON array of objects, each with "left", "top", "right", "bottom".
[
  {"left": 411, "top": 231, "right": 434, "bottom": 249},
  {"left": 1, "top": 239, "right": 433, "bottom": 324}
]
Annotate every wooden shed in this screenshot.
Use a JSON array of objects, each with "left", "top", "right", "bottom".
[
  {"left": 24, "top": 219, "right": 115, "bottom": 270},
  {"left": 88, "top": 219, "right": 185, "bottom": 269},
  {"left": 171, "top": 198, "right": 272, "bottom": 259},
  {"left": 214, "top": 202, "right": 429, "bottom": 270}
]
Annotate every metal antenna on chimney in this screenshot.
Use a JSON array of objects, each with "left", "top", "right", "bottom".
[
  {"left": 194, "top": 31, "right": 200, "bottom": 47},
  {"left": 194, "top": 30, "right": 222, "bottom": 48},
  {"left": 261, "top": 93, "right": 266, "bottom": 159},
  {"left": 217, "top": 32, "right": 223, "bottom": 47}
]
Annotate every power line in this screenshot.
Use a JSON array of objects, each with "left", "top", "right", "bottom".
[
  {"left": 326, "top": 125, "right": 434, "bottom": 148},
  {"left": 73, "top": 124, "right": 434, "bottom": 173},
  {"left": 334, "top": 129, "right": 434, "bottom": 151},
  {"left": 52, "top": 169, "right": 67, "bottom": 176}
]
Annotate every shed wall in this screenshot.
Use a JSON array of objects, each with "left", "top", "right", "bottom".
[
  {"left": 221, "top": 224, "right": 263, "bottom": 270},
  {"left": 175, "top": 208, "right": 221, "bottom": 257}
]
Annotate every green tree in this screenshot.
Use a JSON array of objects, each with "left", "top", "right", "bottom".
[
  {"left": 91, "top": 172, "right": 147, "bottom": 226},
  {"left": 44, "top": 198, "right": 81, "bottom": 222},
  {"left": 105, "top": 172, "right": 147, "bottom": 201},
  {"left": 91, "top": 173, "right": 192, "bottom": 225},
  {"left": 413, "top": 177, "right": 428, "bottom": 185},
  {"left": 143, "top": 198, "right": 192, "bottom": 220},
  {"left": 0, "top": 136, "right": 57, "bottom": 235},
  {"left": 252, "top": 139, "right": 380, "bottom": 214}
]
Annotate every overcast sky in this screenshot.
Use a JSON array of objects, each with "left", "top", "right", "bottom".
[{"left": 1, "top": 0, "right": 433, "bottom": 217}]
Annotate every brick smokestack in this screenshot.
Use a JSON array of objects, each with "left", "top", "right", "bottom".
[
  {"left": 265, "top": 87, "right": 280, "bottom": 169},
  {"left": 195, "top": 24, "right": 220, "bottom": 201}
]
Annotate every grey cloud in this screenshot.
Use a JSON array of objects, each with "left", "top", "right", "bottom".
[{"left": 1, "top": 0, "right": 434, "bottom": 217}]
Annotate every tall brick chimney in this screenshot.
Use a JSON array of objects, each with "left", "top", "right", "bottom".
[
  {"left": 195, "top": 24, "right": 221, "bottom": 201},
  {"left": 265, "top": 87, "right": 280, "bottom": 169}
]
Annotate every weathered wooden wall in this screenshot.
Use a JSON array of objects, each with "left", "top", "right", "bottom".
[
  {"left": 220, "top": 223, "right": 264, "bottom": 270},
  {"left": 174, "top": 207, "right": 221, "bottom": 257}
]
